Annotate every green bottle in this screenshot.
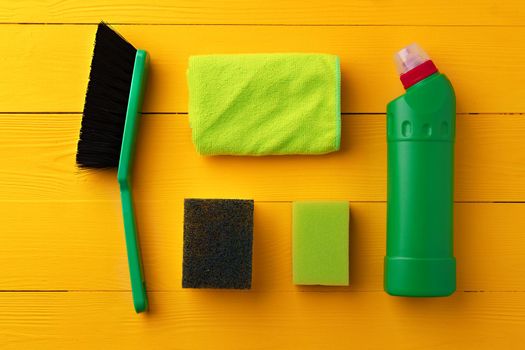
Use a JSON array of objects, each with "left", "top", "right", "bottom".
[{"left": 385, "top": 44, "right": 456, "bottom": 297}]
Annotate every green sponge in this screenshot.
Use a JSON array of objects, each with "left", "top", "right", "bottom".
[{"left": 293, "top": 201, "right": 349, "bottom": 285}]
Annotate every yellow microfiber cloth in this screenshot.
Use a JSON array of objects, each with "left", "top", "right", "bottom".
[{"left": 187, "top": 53, "right": 341, "bottom": 156}]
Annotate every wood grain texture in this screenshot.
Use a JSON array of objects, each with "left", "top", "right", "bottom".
[
  {"left": 1, "top": 0, "right": 524, "bottom": 25},
  {"left": 2, "top": 2, "right": 525, "bottom": 347},
  {"left": 1, "top": 291, "right": 525, "bottom": 349},
  {"left": 1, "top": 25, "right": 525, "bottom": 113},
  {"left": 1, "top": 114, "right": 524, "bottom": 202},
  {"left": 1, "top": 201, "right": 525, "bottom": 291}
]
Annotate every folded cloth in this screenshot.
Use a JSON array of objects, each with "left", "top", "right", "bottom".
[{"left": 187, "top": 53, "right": 341, "bottom": 156}]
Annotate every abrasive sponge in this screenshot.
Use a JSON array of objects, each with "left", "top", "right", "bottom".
[
  {"left": 183, "top": 199, "right": 254, "bottom": 289},
  {"left": 293, "top": 201, "right": 349, "bottom": 285}
]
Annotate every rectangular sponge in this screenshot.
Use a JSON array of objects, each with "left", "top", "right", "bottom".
[
  {"left": 183, "top": 199, "right": 254, "bottom": 289},
  {"left": 187, "top": 53, "right": 341, "bottom": 156},
  {"left": 293, "top": 201, "right": 349, "bottom": 285}
]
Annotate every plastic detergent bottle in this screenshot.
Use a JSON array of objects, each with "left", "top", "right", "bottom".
[{"left": 385, "top": 43, "right": 456, "bottom": 297}]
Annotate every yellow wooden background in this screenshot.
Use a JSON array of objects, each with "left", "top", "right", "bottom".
[{"left": 1, "top": 1, "right": 525, "bottom": 349}]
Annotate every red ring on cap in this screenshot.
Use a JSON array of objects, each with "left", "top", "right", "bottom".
[{"left": 400, "top": 60, "right": 438, "bottom": 89}]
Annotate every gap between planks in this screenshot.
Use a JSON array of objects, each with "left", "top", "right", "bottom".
[
  {"left": 2, "top": 23, "right": 525, "bottom": 28},
  {"left": 1, "top": 290, "right": 524, "bottom": 293},
  {"left": 0, "top": 200, "right": 525, "bottom": 204},
  {"left": 0, "top": 112, "right": 524, "bottom": 116}
]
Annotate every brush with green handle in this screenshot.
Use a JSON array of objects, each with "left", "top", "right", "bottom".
[{"left": 77, "top": 22, "right": 149, "bottom": 312}]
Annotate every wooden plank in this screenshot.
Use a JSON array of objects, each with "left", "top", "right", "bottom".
[
  {"left": 1, "top": 201, "right": 525, "bottom": 291},
  {"left": 1, "top": 0, "right": 524, "bottom": 25},
  {"left": 1, "top": 25, "right": 525, "bottom": 113},
  {"left": 1, "top": 291, "right": 524, "bottom": 349},
  {"left": 1, "top": 114, "right": 524, "bottom": 202}
]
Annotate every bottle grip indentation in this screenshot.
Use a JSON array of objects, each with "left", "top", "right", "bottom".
[
  {"left": 441, "top": 121, "right": 449, "bottom": 136},
  {"left": 422, "top": 123, "right": 432, "bottom": 137},
  {"left": 402, "top": 120, "right": 412, "bottom": 137}
]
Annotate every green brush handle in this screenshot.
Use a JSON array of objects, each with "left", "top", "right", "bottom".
[{"left": 117, "top": 50, "right": 149, "bottom": 313}]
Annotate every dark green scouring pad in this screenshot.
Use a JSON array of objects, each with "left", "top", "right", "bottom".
[{"left": 183, "top": 199, "right": 254, "bottom": 289}]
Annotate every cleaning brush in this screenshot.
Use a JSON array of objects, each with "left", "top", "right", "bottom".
[{"left": 77, "top": 22, "right": 149, "bottom": 313}]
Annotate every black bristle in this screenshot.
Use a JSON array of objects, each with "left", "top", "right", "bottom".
[
  {"left": 183, "top": 199, "right": 254, "bottom": 289},
  {"left": 76, "top": 22, "right": 137, "bottom": 168}
]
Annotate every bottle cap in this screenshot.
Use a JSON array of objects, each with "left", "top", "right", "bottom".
[
  {"left": 394, "top": 43, "right": 430, "bottom": 75},
  {"left": 394, "top": 43, "right": 438, "bottom": 89}
]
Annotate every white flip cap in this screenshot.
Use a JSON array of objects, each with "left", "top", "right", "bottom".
[{"left": 394, "top": 43, "right": 430, "bottom": 75}]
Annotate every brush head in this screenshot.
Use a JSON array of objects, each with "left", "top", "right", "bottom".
[{"left": 76, "top": 22, "right": 137, "bottom": 168}]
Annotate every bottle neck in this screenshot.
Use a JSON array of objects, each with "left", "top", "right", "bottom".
[{"left": 400, "top": 60, "right": 438, "bottom": 89}]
